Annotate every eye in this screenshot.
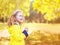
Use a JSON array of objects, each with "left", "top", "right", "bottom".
[{"left": 19, "top": 15, "right": 23, "bottom": 17}]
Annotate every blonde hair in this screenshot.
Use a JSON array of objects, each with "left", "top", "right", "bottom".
[{"left": 7, "top": 10, "right": 23, "bottom": 27}]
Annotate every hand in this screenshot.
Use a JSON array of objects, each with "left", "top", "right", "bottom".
[{"left": 24, "top": 27, "right": 28, "bottom": 32}]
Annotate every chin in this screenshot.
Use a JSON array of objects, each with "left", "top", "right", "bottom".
[{"left": 19, "top": 21, "right": 23, "bottom": 23}]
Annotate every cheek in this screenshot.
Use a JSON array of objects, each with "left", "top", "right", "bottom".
[
  {"left": 16, "top": 16, "right": 23, "bottom": 22},
  {"left": 16, "top": 16, "right": 20, "bottom": 20}
]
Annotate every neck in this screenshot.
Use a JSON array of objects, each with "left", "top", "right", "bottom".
[
  {"left": 14, "top": 21, "right": 20, "bottom": 25},
  {"left": 15, "top": 21, "right": 23, "bottom": 26},
  {"left": 19, "top": 22, "right": 23, "bottom": 26}
]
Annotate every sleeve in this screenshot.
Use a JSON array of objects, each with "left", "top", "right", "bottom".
[
  {"left": 7, "top": 25, "right": 26, "bottom": 41},
  {"left": 23, "top": 30, "right": 28, "bottom": 37}
]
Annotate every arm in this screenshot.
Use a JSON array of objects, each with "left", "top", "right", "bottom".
[{"left": 7, "top": 25, "right": 26, "bottom": 40}]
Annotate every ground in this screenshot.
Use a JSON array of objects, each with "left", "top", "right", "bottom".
[{"left": 0, "top": 23, "right": 60, "bottom": 45}]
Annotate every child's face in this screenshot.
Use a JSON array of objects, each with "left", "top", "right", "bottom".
[{"left": 16, "top": 12, "right": 24, "bottom": 23}]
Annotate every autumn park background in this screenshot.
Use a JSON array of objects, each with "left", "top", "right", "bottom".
[{"left": 0, "top": 0, "right": 60, "bottom": 45}]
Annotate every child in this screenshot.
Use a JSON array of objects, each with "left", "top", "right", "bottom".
[{"left": 7, "top": 10, "right": 28, "bottom": 45}]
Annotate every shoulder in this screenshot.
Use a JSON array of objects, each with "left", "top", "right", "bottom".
[{"left": 7, "top": 25, "right": 20, "bottom": 30}]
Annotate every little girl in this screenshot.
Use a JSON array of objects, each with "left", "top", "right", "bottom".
[{"left": 7, "top": 10, "right": 28, "bottom": 45}]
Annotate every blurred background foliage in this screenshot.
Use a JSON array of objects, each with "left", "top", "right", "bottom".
[{"left": 0, "top": 0, "right": 60, "bottom": 23}]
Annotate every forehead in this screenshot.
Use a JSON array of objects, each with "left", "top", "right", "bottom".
[{"left": 17, "top": 12, "right": 23, "bottom": 16}]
